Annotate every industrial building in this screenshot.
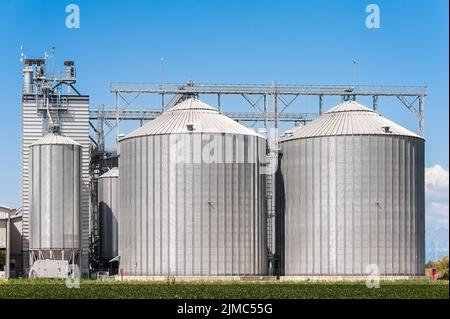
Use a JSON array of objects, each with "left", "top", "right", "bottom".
[
  {"left": 13, "top": 54, "right": 427, "bottom": 279},
  {"left": 21, "top": 58, "right": 89, "bottom": 277},
  {"left": 0, "top": 205, "right": 23, "bottom": 278}
]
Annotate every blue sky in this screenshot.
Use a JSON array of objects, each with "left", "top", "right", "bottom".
[{"left": 0, "top": 0, "right": 448, "bottom": 260}]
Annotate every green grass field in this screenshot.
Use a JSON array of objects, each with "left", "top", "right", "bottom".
[{"left": 0, "top": 279, "right": 448, "bottom": 299}]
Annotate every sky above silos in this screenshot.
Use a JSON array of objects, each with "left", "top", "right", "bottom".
[{"left": 0, "top": 0, "right": 448, "bottom": 261}]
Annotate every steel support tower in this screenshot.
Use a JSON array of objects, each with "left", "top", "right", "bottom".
[{"left": 21, "top": 59, "right": 90, "bottom": 277}]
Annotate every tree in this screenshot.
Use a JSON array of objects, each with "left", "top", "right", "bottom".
[{"left": 425, "top": 256, "right": 449, "bottom": 280}]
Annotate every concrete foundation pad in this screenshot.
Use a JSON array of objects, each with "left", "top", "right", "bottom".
[
  {"left": 114, "top": 275, "right": 278, "bottom": 282},
  {"left": 112, "top": 275, "right": 427, "bottom": 282},
  {"left": 278, "top": 275, "right": 427, "bottom": 282}
]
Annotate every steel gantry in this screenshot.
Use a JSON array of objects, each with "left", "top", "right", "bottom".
[
  {"left": 89, "top": 82, "right": 427, "bottom": 148},
  {"left": 88, "top": 81, "right": 427, "bottom": 274}
]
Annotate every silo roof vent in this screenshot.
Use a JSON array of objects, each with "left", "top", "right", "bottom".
[
  {"left": 382, "top": 125, "right": 392, "bottom": 133},
  {"left": 186, "top": 123, "right": 195, "bottom": 132}
]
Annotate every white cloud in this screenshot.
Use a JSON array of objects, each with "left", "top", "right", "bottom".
[
  {"left": 430, "top": 202, "right": 449, "bottom": 216},
  {"left": 426, "top": 165, "right": 449, "bottom": 188},
  {"left": 425, "top": 165, "right": 449, "bottom": 230},
  {"left": 425, "top": 165, "right": 449, "bottom": 260},
  {"left": 425, "top": 165, "right": 449, "bottom": 201}
]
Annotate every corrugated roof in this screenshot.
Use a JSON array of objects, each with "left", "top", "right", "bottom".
[
  {"left": 122, "top": 98, "right": 261, "bottom": 140},
  {"left": 99, "top": 167, "right": 118, "bottom": 178},
  {"left": 283, "top": 100, "right": 423, "bottom": 140},
  {"left": 0, "top": 205, "right": 16, "bottom": 220},
  {"left": 30, "top": 132, "right": 81, "bottom": 146},
  {"left": 326, "top": 101, "right": 374, "bottom": 113},
  {"left": 168, "top": 98, "right": 216, "bottom": 112}
]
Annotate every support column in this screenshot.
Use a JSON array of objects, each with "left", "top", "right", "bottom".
[
  {"left": 419, "top": 95, "right": 424, "bottom": 136},
  {"left": 5, "top": 214, "right": 10, "bottom": 279},
  {"left": 273, "top": 81, "right": 278, "bottom": 130},
  {"left": 319, "top": 95, "right": 324, "bottom": 115},
  {"left": 97, "top": 108, "right": 105, "bottom": 152},
  {"left": 218, "top": 94, "right": 221, "bottom": 112},
  {"left": 372, "top": 95, "right": 378, "bottom": 112},
  {"left": 263, "top": 94, "right": 267, "bottom": 131},
  {"left": 115, "top": 92, "right": 119, "bottom": 144}
]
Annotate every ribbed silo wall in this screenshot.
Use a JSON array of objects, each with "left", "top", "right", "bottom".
[
  {"left": 98, "top": 171, "right": 119, "bottom": 261},
  {"left": 29, "top": 143, "right": 81, "bottom": 252},
  {"left": 279, "top": 134, "right": 425, "bottom": 275},
  {"left": 119, "top": 133, "right": 267, "bottom": 276}
]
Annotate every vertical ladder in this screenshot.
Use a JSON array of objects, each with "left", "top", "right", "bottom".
[
  {"left": 266, "top": 152, "right": 277, "bottom": 275},
  {"left": 266, "top": 81, "right": 279, "bottom": 276},
  {"left": 88, "top": 153, "right": 102, "bottom": 271}
]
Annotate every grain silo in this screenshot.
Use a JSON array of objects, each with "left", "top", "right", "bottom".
[
  {"left": 98, "top": 168, "right": 119, "bottom": 265},
  {"left": 278, "top": 100, "right": 425, "bottom": 276},
  {"left": 29, "top": 131, "right": 81, "bottom": 266},
  {"left": 118, "top": 98, "right": 267, "bottom": 276}
]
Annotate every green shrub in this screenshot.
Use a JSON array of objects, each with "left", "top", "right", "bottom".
[
  {"left": 0, "top": 280, "right": 448, "bottom": 299},
  {"left": 426, "top": 256, "right": 449, "bottom": 280}
]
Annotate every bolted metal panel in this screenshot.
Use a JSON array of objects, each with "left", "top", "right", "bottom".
[
  {"left": 98, "top": 168, "right": 119, "bottom": 261},
  {"left": 29, "top": 133, "right": 81, "bottom": 252},
  {"left": 279, "top": 134, "right": 425, "bottom": 275},
  {"left": 118, "top": 133, "right": 267, "bottom": 276}
]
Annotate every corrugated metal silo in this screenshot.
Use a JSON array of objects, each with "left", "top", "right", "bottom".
[
  {"left": 29, "top": 132, "right": 81, "bottom": 261},
  {"left": 278, "top": 101, "right": 425, "bottom": 276},
  {"left": 119, "top": 98, "right": 267, "bottom": 276},
  {"left": 98, "top": 168, "right": 119, "bottom": 262}
]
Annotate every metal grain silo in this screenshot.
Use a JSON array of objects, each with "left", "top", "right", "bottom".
[
  {"left": 278, "top": 101, "right": 425, "bottom": 276},
  {"left": 29, "top": 132, "right": 81, "bottom": 263},
  {"left": 119, "top": 98, "right": 267, "bottom": 276},
  {"left": 98, "top": 168, "right": 119, "bottom": 263}
]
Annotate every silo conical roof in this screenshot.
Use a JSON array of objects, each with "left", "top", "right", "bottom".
[
  {"left": 30, "top": 132, "right": 81, "bottom": 146},
  {"left": 99, "top": 167, "right": 118, "bottom": 178},
  {"left": 122, "top": 98, "right": 261, "bottom": 140},
  {"left": 284, "top": 100, "right": 422, "bottom": 140}
]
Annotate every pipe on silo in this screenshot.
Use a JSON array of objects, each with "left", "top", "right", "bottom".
[{"left": 23, "top": 66, "right": 33, "bottom": 94}]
